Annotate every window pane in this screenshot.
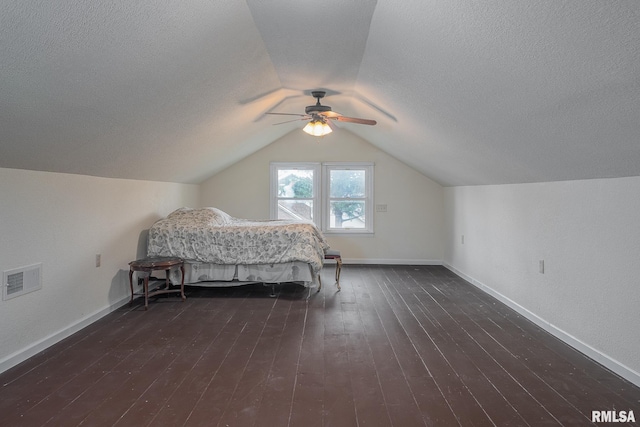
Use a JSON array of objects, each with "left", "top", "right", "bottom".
[
  {"left": 278, "top": 169, "right": 314, "bottom": 198},
  {"left": 329, "top": 170, "right": 365, "bottom": 198},
  {"left": 277, "top": 200, "right": 313, "bottom": 221},
  {"left": 329, "top": 201, "right": 365, "bottom": 229}
]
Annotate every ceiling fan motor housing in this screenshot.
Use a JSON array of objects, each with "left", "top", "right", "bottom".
[
  {"left": 306, "top": 90, "right": 332, "bottom": 114},
  {"left": 305, "top": 104, "right": 332, "bottom": 114}
]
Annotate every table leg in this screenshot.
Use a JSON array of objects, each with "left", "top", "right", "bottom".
[
  {"left": 129, "top": 268, "right": 134, "bottom": 305},
  {"left": 144, "top": 274, "right": 149, "bottom": 310},
  {"left": 180, "top": 264, "right": 186, "bottom": 301}
]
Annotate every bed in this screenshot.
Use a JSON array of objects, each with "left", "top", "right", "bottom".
[{"left": 146, "top": 207, "right": 330, "bottom": 289}]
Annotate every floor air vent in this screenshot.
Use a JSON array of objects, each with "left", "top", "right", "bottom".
[{"left": 3, "top": 263, "right": 42, "bottom": 301}]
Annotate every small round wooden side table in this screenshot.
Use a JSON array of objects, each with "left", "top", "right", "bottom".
[{"left": 128, "top": 257, "right": 185, "bottom": 310}]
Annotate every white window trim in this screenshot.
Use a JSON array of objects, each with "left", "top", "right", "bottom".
[
  {"left": 322, "top": 162, "right": 374, "bottom": 235},
  {"left": 270, "top": 161, "right": 374, "bottom": 235},
  {"left": 270, "top": 162, "right": 321, "bottom": 222}
]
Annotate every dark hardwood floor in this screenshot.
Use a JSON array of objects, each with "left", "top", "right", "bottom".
[{"left": 1, "top": 265, "right": 638, "bottom": 426}]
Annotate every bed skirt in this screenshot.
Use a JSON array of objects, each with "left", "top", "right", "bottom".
[{"left": 166, "top": 261, "right": 317, "bottom": 288}]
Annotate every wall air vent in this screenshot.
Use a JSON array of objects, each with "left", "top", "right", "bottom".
[{"left": 3, "top": 263, "right": 42, "bottom": 301}]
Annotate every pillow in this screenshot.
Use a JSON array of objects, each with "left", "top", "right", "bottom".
[
  {"left": 203, "top": 207, "right": 233, "bottom": 225},
  {"left": 167, "top": 207, "right": 232, "bottom": 226}
]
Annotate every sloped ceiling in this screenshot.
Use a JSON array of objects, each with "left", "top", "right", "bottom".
[{"left": 1, "top": 1, "right": 639, "bottom": 186}]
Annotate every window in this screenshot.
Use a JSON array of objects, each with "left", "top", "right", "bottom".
[
  {"left": 270, "top": 163, "right": 320, "bottom": 223},
  {"left": 270, "top": 162, "right": 374, "bottom": 234}
]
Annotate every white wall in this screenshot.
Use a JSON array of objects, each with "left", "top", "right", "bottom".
[
  {"left": 0, "top": 168, "right": 199, "bottom": 372},
  {"left": 200, "top": 129, "right": 445, "bottom": 264},
  {"left": 443, "top": 177, "right": 640, "bottom": 385}
]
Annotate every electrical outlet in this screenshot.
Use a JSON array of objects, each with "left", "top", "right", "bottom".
[
  {"left": 96, "top": 254, "right": 101, "bottom": 268},
  {"left": 461, "top": 235, "right": 465, "bottom": 244},
  {"left": 539, "top": 260, "right": 544, "bottom": 274}
]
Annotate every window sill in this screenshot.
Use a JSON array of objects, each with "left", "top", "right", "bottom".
[{"left": 323, "top": 230, "right": 375, "bottom": 237}]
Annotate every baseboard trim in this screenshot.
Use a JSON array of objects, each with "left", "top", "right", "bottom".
[
  {"left": 0, "top": 295, "right": 131, "bottom": 375},
  {"left": 443, "top": 263, "right": 640, "bottom": 388},
  {"left": 340, "top": 258, "right": 443, "bottom": 265}
]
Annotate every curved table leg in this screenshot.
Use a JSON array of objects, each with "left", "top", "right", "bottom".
[
  {"left": 144, "top": 274, "right": 150, "bottom": 310},
  {"left": 128, "top": 268, "right": 134, "bottom": 305},
  {"left": 180, "top": 264, "right": 186, "bottom": 301}
]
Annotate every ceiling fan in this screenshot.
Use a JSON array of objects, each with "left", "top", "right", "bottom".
[{"left": 266, "top": 91, "right": 377, "bottom": 136}]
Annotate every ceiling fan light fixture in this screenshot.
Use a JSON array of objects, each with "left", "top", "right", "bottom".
[{"left": 303, "top": 119, "right": 332, "bottom": 136}]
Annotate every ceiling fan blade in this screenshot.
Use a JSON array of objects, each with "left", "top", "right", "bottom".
[
  {"left": 333, "top": 116, "right": 377, "bottom": 125},
  {"left": 266, "top": 112, "right": 308, "bottom": 117},
  {"left": 272, "top": 117, "right": 309, "bottom": 125},
  {"left": 320, "top": 111, "right": 342, "bottom": 118}
]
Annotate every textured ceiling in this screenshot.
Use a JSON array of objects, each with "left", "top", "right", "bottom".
[{"left": 1, "top": 1, "right": 639, "bottom": 186}]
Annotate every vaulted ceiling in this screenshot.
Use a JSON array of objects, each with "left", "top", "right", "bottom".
[{"left": 2, "top": 1, "right": 639, "bottom": 186}]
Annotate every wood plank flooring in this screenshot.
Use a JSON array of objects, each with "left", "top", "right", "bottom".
[{"left": 1, "top": 265, "right": 638, "bottom": 426}]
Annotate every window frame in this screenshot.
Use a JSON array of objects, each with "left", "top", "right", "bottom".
[
  {"left": 321, "top": 162, "right": 374, "bottom": 235},
  {"left": 270, "top": 161, "right": 374, "bottom": 235},
  {"left": 269, "top": 162, "right": 321, "bottom": 223}
]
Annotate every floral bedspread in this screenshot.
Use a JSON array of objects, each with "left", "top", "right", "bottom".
[{"left": 147, "top": 207, "right": 329, "bottom": 273}]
